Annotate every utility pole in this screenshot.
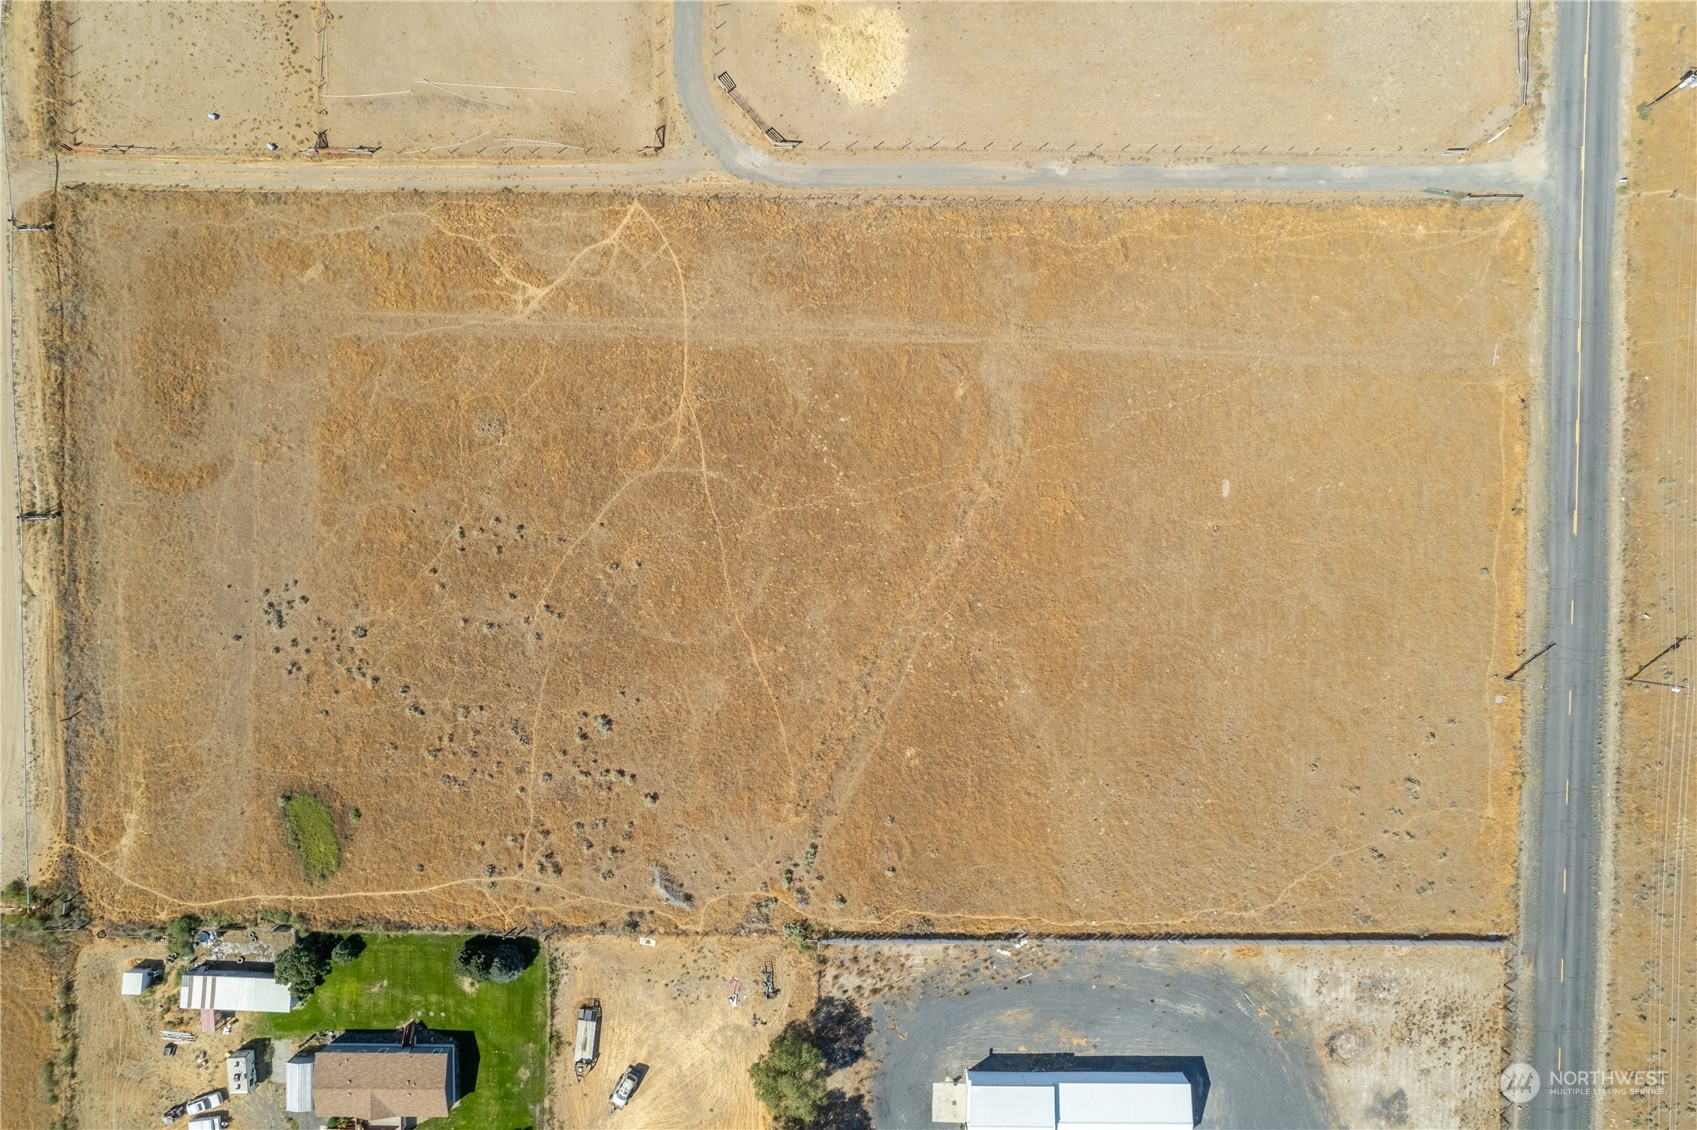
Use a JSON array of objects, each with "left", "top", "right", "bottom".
[
  {"left": 1648, "top": 68, "right": 1697, "bottom": 108},
  {"left": 1625, "top": 634, "right": 1689, "bottom": 691}
]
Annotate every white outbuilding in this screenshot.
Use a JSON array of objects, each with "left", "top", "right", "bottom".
[
  {"left": 178, "top": 966, "right": 295, "bottom": 1013},
  {"left": 962, "top": 1055, "right": 1201, "bottom": 1130},
  {"left": 120, "top": 966, "right": 155, "bottom": 995}
]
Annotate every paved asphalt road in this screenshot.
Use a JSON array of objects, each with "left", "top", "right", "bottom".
[
  {"left": 1528, "top": 3, "right": 1618, "bottom": 1126},
  {"left": 857, "top": 944, "right": 1334, "bottom": 1129}
]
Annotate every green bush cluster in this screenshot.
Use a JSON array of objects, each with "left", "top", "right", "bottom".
[{"left": 452, "top": 936, "right": 530, "bottom": 984}]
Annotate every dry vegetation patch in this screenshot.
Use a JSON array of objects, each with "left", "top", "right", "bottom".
[
  {"left": 0, "top": 940, "right": 62, "bottom": 1129},
  {"left": 42, "top": 190, "right": 1531, "bottom": 937},
  {"left": 709, "top": 1, "right": 1528, "bottom": 159},
  {"left": 1607, "top": 3, "right": 1697, "bottom": 1124}
]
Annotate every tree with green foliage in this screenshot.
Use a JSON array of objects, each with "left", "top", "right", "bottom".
[
  {"left": 780, "top": 920, "right": 816, "bottom": 953},
  {"left": 748, "top": 1025, "right": 829, "bottom": 1128},
  {"left": 453, "top": 936, "right": 529, "bottom": 984},
  {"left": 165, "top": 915, "right": 200, "bottom": 958},
  {"left": 330, "top": 934, "right": 365, "bottom": 966},
  {"left": 274, "top": 933, "right": 337, "bottom": 997}
]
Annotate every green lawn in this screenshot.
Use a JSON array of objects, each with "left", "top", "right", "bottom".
[{"left": 259, "top": 934, "right": 547, "bottom": 1130}]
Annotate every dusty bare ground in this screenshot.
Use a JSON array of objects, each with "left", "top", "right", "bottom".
[
  {"left": 321, "top": 2, "right": 670, "bottom": 159},
  {"left": 550, "top": 935, "right": 815, "bottom": 1128},
  {"left": 1256, "top": 946, "right": 1507, "bottom": 1127},
  {"left": 708, "top": 1, "right": 1529, "bottom": 160},
  {"left": 0, "top": 939, "right": 62, "bottom": 1128},
  {"left": 1605, "top": 3, "right": 1697, "bottom": 1125},
  {"left": 70, "top": 940, "right": 287, "bottom": 1130},
  {"left": 38, "top": 191, "right": 1532, "bottom": 936},
  {"left": 54, "top": 1, "right": 671, "bottom": 160}
]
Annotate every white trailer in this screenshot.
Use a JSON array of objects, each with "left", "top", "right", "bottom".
[{"left": 574, "top": 1001, "right": 602, "bottom": 1080}]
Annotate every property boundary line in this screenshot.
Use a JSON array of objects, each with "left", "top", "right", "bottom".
[{"left": 820, "top": 933, "right": 1508, "bottom": 948}]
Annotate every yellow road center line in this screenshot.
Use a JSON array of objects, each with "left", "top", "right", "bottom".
[
  {"left": 1564, "top": 867, "right": 1569, "bottom": 894},
  {"left": 1559, "top": 1046, "right": 1564, "bottom": 1072},
  {"left": 1561, "top": 958, "right": 1566, "bottom": 982},
  {"left": 1571, "top": 599, "right": 1576, "bottom": 624},
  {"left": 1566, "top": 778, "right": 1571, "bottom": 805}
]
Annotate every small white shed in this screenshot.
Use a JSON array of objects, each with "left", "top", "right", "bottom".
[{"left": 120, "top": 966, "right": 155, "bottom": 995}]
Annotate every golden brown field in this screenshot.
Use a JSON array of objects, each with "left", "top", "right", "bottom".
[
  {"left": 38, "top": 190, "right": 1532, "bottom": 936},
  {"left": 1605, "top": 3, "right": 1697, "bottom": 1124},
  {"left": 0, "top": 940, "right": 61, "bottom": 1129}
]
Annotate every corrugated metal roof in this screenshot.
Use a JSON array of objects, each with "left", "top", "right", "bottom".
[
  {"left": 177, "top": 969, "right": 294, "bottom": 1013},
  {"left": 968, "top": 1083, "right": 1056, "bottom": 1128},
  {"left": 966, "top": 1071, "right": 1197, "bottom": 1130},
  {"left": 1058, "top": 1079, "right": 1194, "bottom": 1128},
  {"left": 285, "top": 1055, "right": 315, "bottom": 1113}
]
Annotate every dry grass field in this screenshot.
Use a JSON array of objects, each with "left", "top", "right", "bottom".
[
  {"left": 551, "top": 935, "right": 815, "bottom": 1128},
  {"left": 1606, "top": 3, "right": 1697, "bottom": 1125},
  {"left": 0, "top": 940, "right": 61, "bottom": 1129},
  {"left": 708, "top": 1, "right": 1529, "bottom": 159},
  {"left": 56, "top": 1, "right": 670, "bottom": 159},
  {"left": 38, "top": 190, "right": 1533, "bottom": 937}
]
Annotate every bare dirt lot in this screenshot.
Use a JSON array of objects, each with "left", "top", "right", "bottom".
[
  {"left": 55, "top": 1, "right": 671, "bottom": 160},
  {"left": 1606, "top": 3, "right": 1697, "bottom": 1125},
  {"left": 831, "top": 940, "right": 1508, "bottom": 1128},
  {"left": 0, "top": 939, "right": 62, "bottom": 1128},
  {"left": 38, "top": 190, "right": 1532, "bottom": 936},
  {"left": 70, "top": 941, "right": 292, "bottom": 1130},
  {"left": 551, "top": 935, "right": 815, "bottom": 1128},
  {"left": 708, "top": 1, "right": 1529, "bottom": 160}
]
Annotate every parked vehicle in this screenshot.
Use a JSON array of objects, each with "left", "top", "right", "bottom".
[
  {"left": 160, "top": 1103, "right": 186, "bottom": 1123},
  {"left": 187, "top": 1116, "right": 229, "bottom": 1130},
  {"left": 609, "top": 1065, "right": 643, "bottom": 1109},
  {"left": 184, "top": 1090, "right": 225, "bottom": 1116},
  {"left": 574, "top": 1000, "right": 602, "bottom": 1079}
]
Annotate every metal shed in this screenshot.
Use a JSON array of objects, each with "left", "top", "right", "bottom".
[
  {"left": 284, "top": 1053, "right": 315, "bottom": 1113},
  {"left": 120, "top": 966, "right": 154, "bottom": 995}
]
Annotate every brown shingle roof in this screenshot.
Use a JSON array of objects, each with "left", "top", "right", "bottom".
[{"left": 311, "top": 1048, "right": 452, "bottom": 1121}]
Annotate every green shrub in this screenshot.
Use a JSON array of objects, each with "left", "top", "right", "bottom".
[
  {"left": 280, "top": 795, "right": 341, "bottom": 881},
  {"left": 748, "top": 1025, "right": 828, "bottom": 1127},
  {"left": 331, "top": 934, "right": 366, "bottom": 966},
  {"left": 165, "top": 915, "right": 199, "bottom": 958},
  {"left": 452, "top": 936, "right": 532, "bottom": 984},
  {"left": 780, "top": 921, "right": 816, "bottom": 953}
]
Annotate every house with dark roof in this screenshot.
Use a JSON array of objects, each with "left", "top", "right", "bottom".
[{"left": 287, "top": 1027, "right": 460, "bottom": 1128}]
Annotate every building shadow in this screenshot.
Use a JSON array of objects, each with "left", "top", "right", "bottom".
[
  {"left": 970, "top": 1052, "right": 1211, "bottom": 1127},
  {"left": 437, "top": 1030, "right": 480, "bottom": 1102}
]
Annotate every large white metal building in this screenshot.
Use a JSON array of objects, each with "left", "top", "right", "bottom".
[
  {"left": 177, "top": 966, "right": 295, "bottom": 1013},
  {"left": 961, "top": 1059, "right": 1199, "bottom": 1130}
]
